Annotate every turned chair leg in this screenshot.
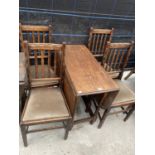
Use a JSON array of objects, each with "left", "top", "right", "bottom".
[
  {"left": 20, "top": 125, "right": 28, "bottom": 147},
  {"left": 64, "top": 120, "right": 72, "bottom": 140},
  {"left": 98, "top": 108, "right": 111, "bottom": 129},
  {"left": 124, "top": 105, "right": 135, "bottom": 121}
]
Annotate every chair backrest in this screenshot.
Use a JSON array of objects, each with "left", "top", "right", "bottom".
[
  {"left": 102, "top": 41, "right": 134, "bottom": 78},
  {"left": 19, "top": 23, "right": 52, "bottom": 52},
  {"left": 23, "top": 41, "right": 65, "bottom": 88},
  {"left": 88, "top": 27, "right": 114, "bottom": 57}
]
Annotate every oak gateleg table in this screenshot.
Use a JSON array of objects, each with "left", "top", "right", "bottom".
[{"left": 63, "top": 45, "right": 120, "bottom": 127}]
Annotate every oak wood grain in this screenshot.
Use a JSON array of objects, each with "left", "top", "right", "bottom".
[{"left": 65, "top": 45, "right": 119, "bottom": 96}]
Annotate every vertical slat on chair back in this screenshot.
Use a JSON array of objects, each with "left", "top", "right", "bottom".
[
  {"left": 102, "top": 41, "right": 134, "bottom": 74},
  {"left": 19, "top": 23, "right": 52, "bottom": 52},
  {"left": 23, "top": 42, "right": 65, "bottom": 86},
  {"left": 88, "top": 27, "right": 114, "bottom": 57}
]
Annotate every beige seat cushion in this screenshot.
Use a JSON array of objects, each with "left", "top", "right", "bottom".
[
  {"left": 22, "top": 87, "right": 70, "bottom": 124},
  {"left": 112, "top": 80, "right": 135, "bottom": 106}
]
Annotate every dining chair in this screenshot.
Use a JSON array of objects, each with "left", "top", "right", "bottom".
[
  {"left": 88, "top": 27, "right": 114, "bottom": 58},
  {"left": 101, "top": 41, "right": 134, "bottom": 79},
  {"left": 92, "top": 41, "right": 135, "bottom": 128},
  {"left": 20, "top": 41, "right": 72, "bottom": 147},
  {"left": 19, "top": 23, "right": 52, "bottom": 52}
]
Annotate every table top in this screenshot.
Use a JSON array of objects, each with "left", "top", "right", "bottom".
[
  {"left": 65, "top": 45, "right": 119, "bottom": 96},
  {"left": 19, "top": 52, "right": 26, "bottom": 85}
]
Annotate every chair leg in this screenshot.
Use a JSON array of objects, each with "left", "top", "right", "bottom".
[
  {"left": 124, "top": 70, "right": 134, "bottom": 80},
  {"left": 124, "top": 105, "right": 135, "bottom": 121},
  {"left": 118, "top": 72, "right": 124, "bottom": 80},
  {"left": 98, "top": 108, "right": 111, "bottom": 129},
  {"left": 64, "top": 120, "right": 72, "bottom": 140},
  {"left": 20, "top": 125, "right": 28, "bottom": 147}
]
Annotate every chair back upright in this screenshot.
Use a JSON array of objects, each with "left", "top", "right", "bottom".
[
  {"left": 88, "top": 27, "right": 114, "bottom": 57},
  {"left": 102, "top": 41, "right": 134, "bottom": 79},
  {"left": 23, "top": 41, "right": 65, "bottom": 88},
  {"left": 19, "top": 24, "right": 52, "bottom": 52}
]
